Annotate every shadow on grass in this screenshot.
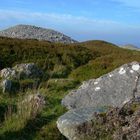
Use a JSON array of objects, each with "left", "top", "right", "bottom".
[{"left": 0, "top": 113, "right": 65, "bottom": 140}]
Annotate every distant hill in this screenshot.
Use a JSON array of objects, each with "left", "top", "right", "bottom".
[
  {"left": 0, "top": 24, "right": 77, "bottom": 43},
  {"left": 120, "top": 44, "right": 140, "bottom": 51}
]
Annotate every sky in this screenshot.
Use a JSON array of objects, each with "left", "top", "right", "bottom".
[{"left": 0, "top": 0, "right": 140, "bottom": 46}]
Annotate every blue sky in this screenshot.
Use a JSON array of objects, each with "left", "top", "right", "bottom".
[{"left": 0, "top": 0, "right": 140, "bottom": 46}]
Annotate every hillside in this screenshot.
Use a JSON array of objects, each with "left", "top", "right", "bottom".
[
  {"left": 0, "top": 37, "right": 140, "bottom": 140},
  {"left": 70, "top": 40, "right": 140, "bottom": 81},
  {"left": 0, "top": 25, "right": 77, "bottom": 43}
]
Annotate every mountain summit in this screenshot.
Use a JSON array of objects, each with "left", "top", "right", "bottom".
[{"left": 0, "top": 24, "right": 77, "bottom": 43}]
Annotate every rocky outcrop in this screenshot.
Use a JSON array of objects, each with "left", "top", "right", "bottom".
[
  {"left": 1, "top": 63, "right": 43, "bottom": 80},
  {"left": 62, "top": 62, "right": 140, "bottom": 109},
  {"left": 0, "top": 25, "right": 77, "bottom": 44},
  {"left": 0, "top": 63, "right": 43, "bottom": 93},
  {"left": 57, "top": 61, "right": 140, "bottom": 140}
]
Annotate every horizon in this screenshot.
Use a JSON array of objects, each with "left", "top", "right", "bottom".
[{"left": 0, "top": 0, "right": 140, "bottom": 47}]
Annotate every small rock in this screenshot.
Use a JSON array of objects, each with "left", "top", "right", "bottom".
[{"left": 1, "top": 79, "right": 12, "bottom": 93}]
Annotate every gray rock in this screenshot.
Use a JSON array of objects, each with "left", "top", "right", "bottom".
[
  {"left": 58, "top": 62, "right": 140, "bottom": 140},
  {"left": 0, "top": 68, "right": 16, "bottom": 79},
  {"left": 1, "top": 79, "right": 20, "bottom": 93},
  {"left": 13, "top": 63, "right": 43, "bottom": 80},
  {"left": 57, "top": 107, "right": 108, "bottom": 140},
  {"left": 0, "top": 63, "right": 43, "bottom": 80},
  {"left": 0, "top": 25, "right": 77, "bottom": 44},
  {"left": 1, "top": 79, "right": 12, "bottom": 93},
  {"left": 62, "top": 62, "right": 140, "bottom": 109},
  {"left": 0, "top": 63, "right": 43, "bottom": 93}
]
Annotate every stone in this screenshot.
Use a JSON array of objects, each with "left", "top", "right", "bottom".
[
  {"left": 0, "top": 68, "right": 16, "bottom": 79},
  {"left": 62, "top": 62, "right": 140, "bottom": 110},
  {"left": 0, "top": 63, "right": 43, "bottom": 80},
  {"left": 0, "top": 63, "right": 43, "bottom": 93},
  {"left": 1, "top": 79, "right": 12, "bottom": 93},
  {"left": 57, "top": 107, "right": 108, "bottom": 140},
  {"left": 13, "top": 63, "right": 43, "bottom": 80},
  {"left": 58, "top": 98, "right": 140, "bottom": 140},
  {"left": 1, "top": 79, "right": 20, "bottom": 93}
]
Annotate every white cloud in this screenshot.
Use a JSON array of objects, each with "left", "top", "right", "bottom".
[
  {"left": 0, "top": 9, "right": 140, "bottom": 46},
  {"left": 0, "top": 9, "right": 123, "bottom": 30}
]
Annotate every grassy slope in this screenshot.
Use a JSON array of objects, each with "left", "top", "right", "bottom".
[
  {"left": 0, "top": 37, "right": 140, "bottom": 140},
  {"left": 70, "top": 40, "right": 140, "bottom": 81}
]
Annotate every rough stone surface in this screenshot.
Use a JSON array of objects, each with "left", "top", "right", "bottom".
[
  {"left": 0, "top": 63, "right": 43, "bottom": 93},
  {"left": 0, "top": 25, "right": 77, "bottom": 43},
  {"left": 0, "top": 68, "right": 16, "bottom": 79},
  {"left": 57, "top": 107, "right": 108, "bottom": 140},
  {"left": 0, "top": 63, "right": 43, "bottom": 80},
  {"left": 58, "top": 98, "right": 140, "bottom": 140},
  {"left": 62, "top": 62, "right": 140, "bottom": 110},
  {"left": 1, "top": 79, "right": 12, "bottom": 93}
]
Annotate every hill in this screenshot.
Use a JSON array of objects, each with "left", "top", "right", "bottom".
[
  {"left": 0, "top": 37, "right": 140, "bottom": 140},
  {"left": 0, "top": 25, "right": 77, "bottom": 43}
]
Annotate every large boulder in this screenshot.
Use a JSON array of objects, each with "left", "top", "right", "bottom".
[
  {"left": 57, "top": 62, "right": 140, "bottom": 139},
  {"left": 62, "top": 62, "right": 140, "bottom": 110}
]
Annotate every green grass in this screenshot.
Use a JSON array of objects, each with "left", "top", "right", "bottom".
[
  {"left": 0, "top": 79, "right": 79, "bottom": 140},
  {"left": 0, "top": 37, "right": 140, "bottom": 139}
]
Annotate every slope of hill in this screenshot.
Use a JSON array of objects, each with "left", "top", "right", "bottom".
[
  {"left": 70, "top": 40, "right": 140, "bottom": 81},
  {"left": 0, "top": 25, "right": 77, "bottom": 43},
  {"left": 0, "top": 37, "right": 140, "bottom": 140}
]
